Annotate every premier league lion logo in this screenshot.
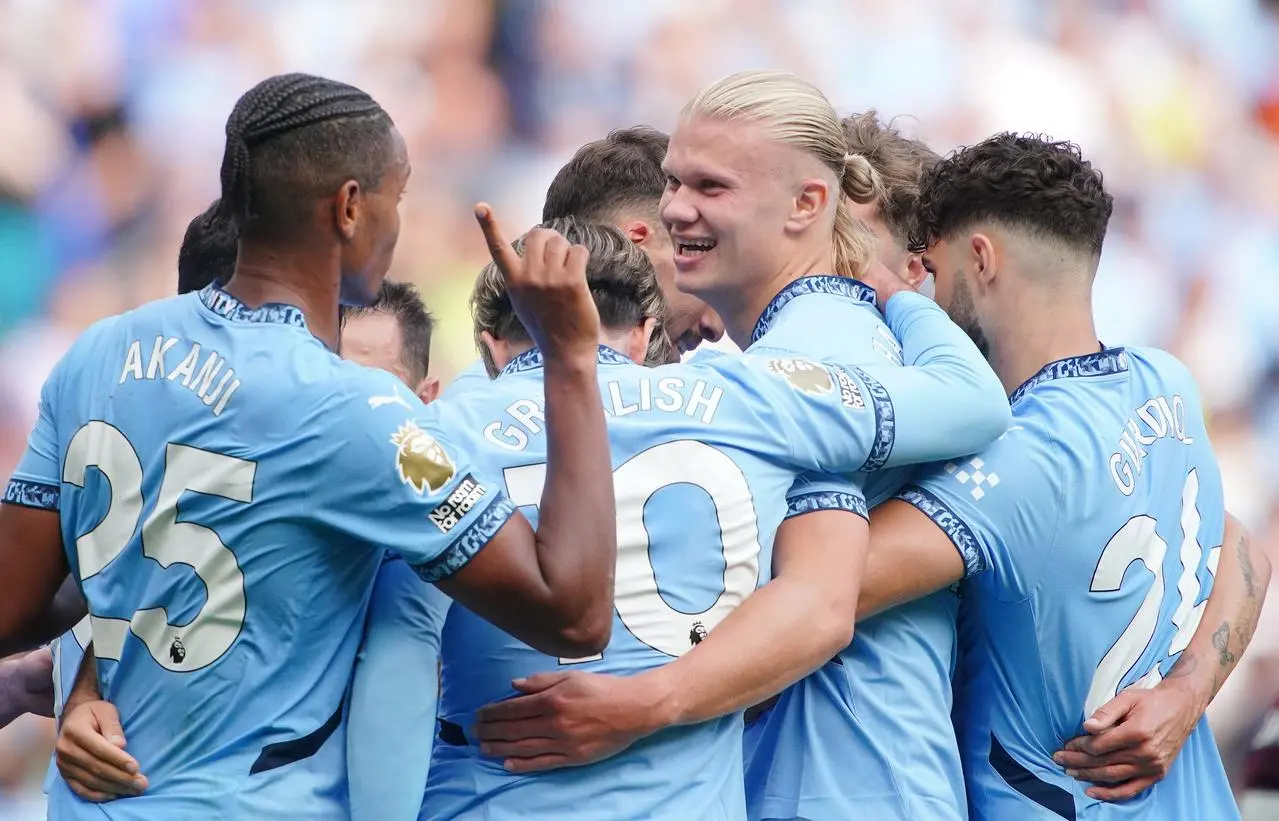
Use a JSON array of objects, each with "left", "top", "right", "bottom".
[{"left": 390, "top": 421, "right": 456, "bottom": 495}]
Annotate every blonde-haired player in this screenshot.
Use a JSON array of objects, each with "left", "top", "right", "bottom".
[{"left": 475, "top": 70, "right": 1003, "bottom": 821}]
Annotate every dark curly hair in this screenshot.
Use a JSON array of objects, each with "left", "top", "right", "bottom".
[{"left": 910, "top": 133, "right": 1113, "bottom": 258}]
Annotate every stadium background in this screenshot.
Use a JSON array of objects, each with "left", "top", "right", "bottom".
[{"left": 1, "top": 0, "right": 1277, "bottom": 815}]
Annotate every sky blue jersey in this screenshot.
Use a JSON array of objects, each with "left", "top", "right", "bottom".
[
  {"left": 3, "top": 284, "right": 518, "bottom": 820},
  {"left": 743, "top": 276, "right": 983, "bottom": 821},
  {"left": 421, "top": 289, "right": 1008, "bottom": 821},
  {"left": 899, "top": 347, "right": 1237, "bottom": 820},
  {"left": 438, "top": 359, "right": 491, "bottom": 400}
]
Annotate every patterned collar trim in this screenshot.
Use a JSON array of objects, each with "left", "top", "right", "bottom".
[
  {"left": 499, "top": 345, "right": 633, "bottom": 377},
  {"left": 1008, "top": 347, "right": 1129, "bottom": 406},
  {"left": 198, "top": 283, "right": 309, "bottom": 331},
  {"left": 750, "top": 275, "right": 878, "bottom": 345}
]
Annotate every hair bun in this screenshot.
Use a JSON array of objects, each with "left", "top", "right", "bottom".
[{"left": 841, "top": 152, "right": 882, "bottom": 205}]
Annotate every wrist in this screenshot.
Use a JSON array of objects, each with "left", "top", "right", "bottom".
[
  {"left": 541, "top": 349, "right": 600, "bottom": 380},
  {"left": 633, "top": 665, "right": 686, "bottom": 731},
  {"left": 1162, "top": 657, "right": 1215, "bottom": 714}
]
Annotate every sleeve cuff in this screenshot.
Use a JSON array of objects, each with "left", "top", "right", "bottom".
[
  {"left": 410, "top": 493, "right": 518, "bottom": 584},
  {"left": 838, "top": 365, "right": 895, "bottom": 472},
  {"left": 3, "top": 479, "right": 61, "bottom": 511},
  {"left": 785, "top": 490, "right": 868, "bottom": 521},
  {"left": 895, "top": 485, "right": 986, "bottom": 577}
]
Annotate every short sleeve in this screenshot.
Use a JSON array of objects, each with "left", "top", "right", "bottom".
[
  {"left": 784, "top": 473, "right": 868, "bottom": 521},
  {"left": 703, "top": 354, "right": 885, "bottom": 475},
  {"left": 892, "top": 424, "right": 1064, "bottom": 598},
  {"left": 315, "top": 368, "right": 517, "bottom": 583},
  {"left": 4, "top": 369, "right": 63, "bottom": 512}
]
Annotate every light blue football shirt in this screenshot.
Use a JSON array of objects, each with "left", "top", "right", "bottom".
[
  {"left": 438, "top": 359, "right": 491, "bottom": 400},
  {"left": 421, "top": 288, "right": 1008, "bottom": 821},
  {"left": 4, "top": 283, "right": 517, "bottom": 819},
  {"left": 743, "top": 276, "right": 979, "bottom": 821},
  {"left": 899, "top": 346, "right": 1238, "bottom": 820}
]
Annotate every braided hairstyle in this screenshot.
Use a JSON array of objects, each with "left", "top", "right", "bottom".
[
  {"left": 177, "top": 199, "right": 239, "bottom": 295},
  {"left": 217, "top": 73, "right": 397, "bottom": 237}
]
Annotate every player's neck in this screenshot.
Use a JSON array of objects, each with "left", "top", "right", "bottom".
[
  {"left": 988, "top": 292, "right": 1100, "bottom": 397},
  {"left": 723, "top": 248, "right": 834, "bottom": 347},
  {"left": 224, "top": 240, "right": 342, "bottom": 350}
]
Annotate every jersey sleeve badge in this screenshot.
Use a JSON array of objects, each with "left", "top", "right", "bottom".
[
  {"left": 766, "top": 357, "right": 833, "bottom": 395},
  {"left": 390, "top": 421, "right": 456, "bottom": 495}
]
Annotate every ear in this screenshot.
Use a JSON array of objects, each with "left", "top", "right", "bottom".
[
  {"left": 335, "top": 180, "right": 361, "bottom": 242},
  {"left": 414, "top": 375, "right": 441, "bottom": 405},
  {"left": 620, "top": 220, "right": 651, "bottom": 247},
  {"left": 480, "top": 330, "right": 511, "bottom": 374},
  {"left": 970, "top": 233, "right": 998, "bottom": 290},
  {"left": 626, "top": 317, "right": 658, "bottom": 365},
  {"left": 786, "top": 179, "right": 831, "bottom": 233},
  {"left": 903, "top": 255, "right": 930, "bottom": 290}
]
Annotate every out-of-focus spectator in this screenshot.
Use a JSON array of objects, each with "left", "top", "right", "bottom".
[{"left": 2, "top": 0, "right": 1277, "bottom": 805}]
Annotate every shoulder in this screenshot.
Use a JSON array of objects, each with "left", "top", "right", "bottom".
[
  {"left": 914, "top": 419, "right": 1062, "bottom": 507},
  {"left": 439, "top": 359, "right": 492, "bottom": 401}
]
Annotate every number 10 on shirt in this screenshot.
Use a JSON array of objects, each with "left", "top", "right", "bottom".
[{"left": 503, "top": 439, "right": 763, "bottom": 665}]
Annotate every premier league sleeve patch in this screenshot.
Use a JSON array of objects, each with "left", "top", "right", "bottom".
[
  {"left": 390, "top": 421, "right": 456, "bottom": 496},
  {"left": 765, "top": 357, "right": 834, "bottom": 395}
]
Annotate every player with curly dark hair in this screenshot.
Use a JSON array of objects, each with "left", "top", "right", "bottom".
[
  {"left": 908, "top": 132, "right": 1113, "bottom": 361},
  {"left": 855, "top": 133, "right": 1264, "bottom": 817}
]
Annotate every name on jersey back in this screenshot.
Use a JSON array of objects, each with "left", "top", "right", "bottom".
[
  {"left": 118, "top": 335, "right": 242, "bottom": 417},
  {"left": 485, "top": 375, "right": 724, "bottom": 452},
  {"left": 1110, "top": 393, "right": 1194, "bottom": 496}
]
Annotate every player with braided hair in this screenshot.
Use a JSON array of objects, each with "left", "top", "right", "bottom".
[{"left": 0, "top": 72, "right": 620, "bottom": 819}]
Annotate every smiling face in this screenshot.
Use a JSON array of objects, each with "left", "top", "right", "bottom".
[{"left": 659, "top": 116, "right": 797, "bottom": 314}]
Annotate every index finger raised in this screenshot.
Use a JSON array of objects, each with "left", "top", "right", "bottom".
[{"left": 474, "top": 203, "right": 521, "bottom": 275}]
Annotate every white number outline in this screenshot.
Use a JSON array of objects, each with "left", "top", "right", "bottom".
[
  {"left": 62, "top": 421, "right": 256, "bottom": 672},
  {"left": 503, "top": 439, "right": 763, "bottom": 664},
  {"left": 1085, "top": 470, "right": 1220, "bottom": 716}
]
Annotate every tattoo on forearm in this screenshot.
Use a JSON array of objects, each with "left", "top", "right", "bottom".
[
  {"left": 1238, "top": 534, "right": 1258, "bottom": 599},
  {"left": 1211, "top": 622, "right": 1235, "bottom": 666}
]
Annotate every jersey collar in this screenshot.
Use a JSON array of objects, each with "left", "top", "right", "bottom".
[
  {"left": 197, "top": 283, "right": 309, "bottom": 332},
  {"left": 1008, "top": 346, "right": 1129, "bottom": 406},
  {"left": 750, "top": 275, "right": 878, "bottom": 345},
  {"left": 499, "top": 345, "right": 633, "bottom": 377}
]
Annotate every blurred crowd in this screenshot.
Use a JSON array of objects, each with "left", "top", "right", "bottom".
[{"left": 2, "top": 0, "right": 1278, "bottom": 813}]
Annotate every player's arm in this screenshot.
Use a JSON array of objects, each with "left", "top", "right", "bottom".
[
  {"left": 0, "top": 647, "right": 55, "bottom": 728},
  {"left": 0, "top": 504, "right": 68, "bottom": 657},
  {"left": 638, "top": 495, "right": 867, "bottom": 724},
  {"left": 348, "top": 558, "right": 448, "bottom": 821},
  {"left": 0, "top": 373, "right": 76, "bottom": 657},
  {"left": 870, "top": 291, "right": 1011, "bottom": 466},
  {"left": 56, "top": 641, "right": 148, "bottom": 802},
  {"left": 435, "top": 209, "right": 616, "bottom": 656},
  {"left": 473, "top": 480, "right": 868, "bottom": 771},
  {"left": 726, "top": 293, "right": 1009, "bottom": 477},
  {"left": 339, "top": 209, "right": 615, "bottom": 658},
  {"left": 1055, "top": 512, "right": 1272, "bottom": 800}
]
